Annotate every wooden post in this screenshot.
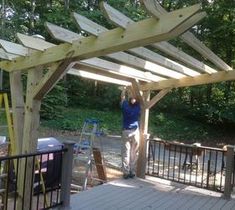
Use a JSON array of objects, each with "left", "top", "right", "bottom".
[
  {"left": 17, "top": 67, "right": 43, "bottom": 210},
  {"left": 137, "top": 90, "right": 150, "bottom": 178},
  {"left": 223, "top": 145, "right": 235, "bottom": 199},
  {"left": 9, "top": 71, "right": 25, "bottom": 154},
  {"left": 60, "top": 141, "right": 75, "bottom": 209}
]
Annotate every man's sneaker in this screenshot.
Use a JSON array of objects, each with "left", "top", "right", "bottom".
[
  {"left": 129, "top": 172, "right": 135, "bottom": 178},
  {"left": 123, "top": 174, "right": 129, "bottom": 179}
]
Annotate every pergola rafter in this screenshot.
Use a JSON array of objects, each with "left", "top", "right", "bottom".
[
  {"left": 142, "top": 0, "right": 232, "bottom": 71},
  {"left": 100, "top": 2, "right": 218, "bottom": 74},
  {"left": 0, "top": 4, "right": 205, "bottom": 71},
  {"left": 0, "top": 2, "right": 233, "bottom": 209}
]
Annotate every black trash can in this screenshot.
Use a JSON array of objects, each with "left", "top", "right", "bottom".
[{"left": 34, "top": 137, "right": 63, "bottom": 194}]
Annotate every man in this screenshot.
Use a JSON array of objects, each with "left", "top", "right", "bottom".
[{"left": 120, "top": 88, "right": 141, "bottom": 179}]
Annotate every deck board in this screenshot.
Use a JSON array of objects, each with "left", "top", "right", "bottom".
[{"left": 69, "top": 176, "right": 235, "bottom": 210}]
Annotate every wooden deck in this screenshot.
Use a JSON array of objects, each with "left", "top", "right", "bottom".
[{"left": 68, "top": 176, "right": 235, "bottom": 210}]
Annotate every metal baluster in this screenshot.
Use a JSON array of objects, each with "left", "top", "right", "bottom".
[
  {"left": 29, "top": 156, "right": 36, "bottom": 210},
  {"left": 173, "top": 145, "right": 177, "bottom": 181},
  {"left": 22, "top": 157, "right": 28, "bottom": 210},
  {"left": 36, "top": 154, "right": 43, "bottom": 210},
  {"left": 201, "top": 149, "right": 206, "bottom": 188},
  {"left": 206, "top": 150, "right": 212, "bottom": 189},
  {"left": 13, "top": 158, "right": 19, "bottom": 210},
  {"left": 183, "top": 147, "right": 188, "bottom": 183},
  {"left": 219, "top": 151, "right": 225, "bottom": 192},
  {"left": 213, "top": 151, "right": 218, "bottom": 190},
  {"left": 157, "top": 142, "right": 161, "bottom": 176},
  {"left": 162, "top": 143, "right": 166, "bottom": 178},
  {"left": 167, "top": 144, "right": 171, "bottom": 179},
  {"left": 178, "top": 146, "right": 182, "bottom": 182}
]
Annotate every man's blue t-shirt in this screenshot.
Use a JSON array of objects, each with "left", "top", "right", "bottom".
[{"left": 121, "top": 100, "right": 141, "bottom": 130}]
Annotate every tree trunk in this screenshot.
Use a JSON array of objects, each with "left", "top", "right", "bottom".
[
  {"left": 206, "top": 84, "right": 212, "bottom": 103},
  {"left": 64, "top": 0, "right": 69, "bottom": 10},
  {"left": 30, "top": 0, "right": 36, "bottom": 31}
]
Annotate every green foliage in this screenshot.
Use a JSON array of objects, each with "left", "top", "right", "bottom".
[
  {"left": 41, "top": 107, "right": 122, "bottom": 134},
  {"left": 149, "top": 112, "right": 222, "bottom": 142},
  {"left": 0, "top": 0, "right": 234, "bottom": 139},
  {"left": 40, "top": 82, "right": 67, "bottom": 120},
  {"left": 66, "top": 75, "right": 120, "bottom": 110},
  {"left": 41, "top": 107, "right": 229, "bottom": 144}
]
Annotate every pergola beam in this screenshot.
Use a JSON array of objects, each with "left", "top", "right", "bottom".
[
  {"left": 73, "top": 13, "right": 191, "bottom": 79},
  {"left": 73, "top": 11, "right": 209, "bottom": 79},
  {"left": 73, "top": 11, "right": 195, "bottom": 76},
  {"left": 80, "top": 58, "right": 164, "bottom": 82},
  {"left": 16, "top": 32, "right": 152, "bottom": 83},
  {"left": 142, "top": 0, "right": 232, "bottom": 71},
  {"left": 107, "top": 52, "right": 186, "bottom": 79},
  {"left": 33, "top": 57, "right": 74, "bottom": 100},
  {"left": 68, "top": 68, "right": 131, "bottom": 86},
  {"left": 0, "top": 4, "right": 204, "bottom": 72},
  {"left": 140, "top": 70, "right": 235, "bottom": 91},
  {"left": 101, "top": 2, "right": 217, "bottom": 74},
  {"left": 73, "top": 63, "right": 135, "bottom": 83}
]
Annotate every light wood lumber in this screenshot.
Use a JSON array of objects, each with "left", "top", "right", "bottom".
[
  {"left": 0, "top": 48, "right": 19, "bottom": 60},
  {"left": 140, "top": 70, "right": 235, "bottom": 91},
  {"left": 181, "top": 32, "right": 232, "bottom": 71},
  {"left": 131, "top": 79, "right": 145, "bottom": 106},
  {"left": 22, "top": 26, "right": 159, "bottom": 84},
  {"left": 17, "top": 33, "right": 56, "bottom": 51},
  {"left": 152, "top": 41, "right": 217, "bottom": 74},
  {"left": 0, "top": 39, "right": 30, "bottom": 56},
  {"left": 68, "top": 68, "right": 131, "bottom": 86},
  {"left": 100, "top": 2, "right": 134, "bottom": 28},
  {"left": 145, "top": 88, "right": 171, "bottom": 109},
  {"left": 48, "top": 21, "right": 183, "bottom": 80},
  {"left": 137, "top": 90, "right": 150, "bottom": 178},
  {"left": 73, "top": 63, "right": 133, "bottom": 83},
  {"left": 10, "top": 72, "right": 25, "bottom": 210},
  {"left": 73, "top": 12, "right": 107, "bottom": 36},
  {"left": 128, "top": 47, "right": 200, "bottom": 77},
  {"left": 46, "top": 22, "right": 81, "bottom": 43},
  {"left": 107, "top": 52, "right": 186, "bottom": 79},
  {"left": 73, "top": 12, "right": 194, "bottom": 78},
  {"left": 22, "top": 67, "right": 43, "bottom": 152},
  {"left": 45, "top": 23, "right": 150, "bottom": 81},
  {"left": 0, "top": 5, "right": 204, "bottom": 71},
  {"left": 19, "top": 67, "right": 43, "bottom": 210},
  {"left": 101, "top": 2, "right": 217, "bottom": 74},
  {"left": 142, "top": 0, "right": 232, "bottom": 71},
  {"left": 33, "top": 55, "right": 74, "bottom": 100},
  {"left": 80, "top": 58, "right": 164, "bottom": 82},
  {"left": 9, "top": 72, "right": 25, "bottom": 154}
]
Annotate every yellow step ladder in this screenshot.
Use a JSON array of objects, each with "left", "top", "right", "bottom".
[
  {"left": 73, "top": 119, "right": 107, "bottom": 191},
  {"left": 0, "top": 91, "right": 15, "bottom": 155},
  {"left": 0, "top": 91, "right": 15, "bottom": 209}
]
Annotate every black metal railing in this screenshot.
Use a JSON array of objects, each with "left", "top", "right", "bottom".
[
  {"left": 0, "top": 148, "right": 67, "bottom": 210},
  {"left": 146, "top": 139, "right": 229, "bottom": 192}
]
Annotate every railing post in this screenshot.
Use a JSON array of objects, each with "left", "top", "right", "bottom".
[
  {"left": 223, "top": 145, "right": 234, "bottom": 200},
  {"left": 60, "top": 141, "right": 75, "bottom": 209}
]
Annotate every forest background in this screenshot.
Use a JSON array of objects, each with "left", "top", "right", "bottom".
[{"left": 0, "top": 0, "right": 234, "bottom": 146}]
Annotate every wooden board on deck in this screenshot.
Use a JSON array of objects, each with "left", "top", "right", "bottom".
[{"left": 93, "top": 147, "right": 107, "bottom": 182}]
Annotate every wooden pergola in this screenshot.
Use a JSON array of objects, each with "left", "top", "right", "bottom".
[{"left": 0, "top": 1, "right": 233, "bottom": 209}]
